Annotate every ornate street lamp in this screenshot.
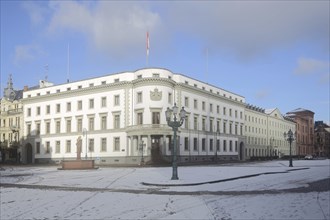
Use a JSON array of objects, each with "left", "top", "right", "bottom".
[
  {"left": 165, "top": 103, "right": 186, "bottom": 180},
  {"left": 284, "top": 129, "right": 296, "bottom": 167},
  {"left": 83, "top": 128, "right": 88, "bottom": 159},
  {"left": 140, "top": 140, "right": 145, "bottom": 165}
]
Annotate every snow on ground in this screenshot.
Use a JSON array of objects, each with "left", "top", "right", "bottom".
[{"left": 1, "top": 159, "right": 329, "bottom": 219}]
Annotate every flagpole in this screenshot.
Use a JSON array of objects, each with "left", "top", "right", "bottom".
[{"left": 146, "top": 32, "right": 149, "bottom": 67}]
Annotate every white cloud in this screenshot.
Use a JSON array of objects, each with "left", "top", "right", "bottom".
[
  {"left": 21, "top": 1, "right": 47, "bottom": 25},
  {"left": 164, "top": 1, "right": 329, "bottom": 59},
  {"left": 29, "top": 1, "right": 328, "bottom": 60},
  {"left": 255, "top": 89, "right": 270, "bottom": 100},
  {"left": 47, "top": 1, "right": 161, "bottom": 58},
  {"left": 14, "top": 44, "right": 45, "bottom": 64},
  {"left": 294, "top": 57, "right": 329, "bottom": 75}
]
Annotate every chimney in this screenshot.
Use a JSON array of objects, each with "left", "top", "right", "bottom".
[{"left": 24, "top": 86, "right": 28, "bottom": 91}]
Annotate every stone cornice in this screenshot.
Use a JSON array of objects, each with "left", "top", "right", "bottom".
[
  {"left": 177, "top": 83, "right": 245, "bottom": 107},
  {"left": 22, "top": 81, "right": 131, "bottom": 104}
]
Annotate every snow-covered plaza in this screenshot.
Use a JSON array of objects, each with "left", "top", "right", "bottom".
[{"left": 1, "top": 159, "right": 329, "bottom": 220}]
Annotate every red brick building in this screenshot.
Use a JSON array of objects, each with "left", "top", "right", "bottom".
[{"left": 286, "top": 108, "right": 314, "bottom": 156}]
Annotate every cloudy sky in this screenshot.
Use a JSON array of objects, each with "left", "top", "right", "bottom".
[{"left": 1, "top": 1, "right": 329, "bottom": 122}]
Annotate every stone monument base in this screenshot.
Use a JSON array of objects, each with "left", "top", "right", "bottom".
[{"left": 59, "top": 160, "right": 98, "bottom": 170}]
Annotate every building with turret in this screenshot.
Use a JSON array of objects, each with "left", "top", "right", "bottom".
[{"left": 0, "top": 75, "right": 24, "bottom": 162}]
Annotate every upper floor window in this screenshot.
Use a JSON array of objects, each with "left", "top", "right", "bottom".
[
  {"left": 89, "top": 99, "right": 94, "bottom": 109},
  {"left": 46, "top": 105, "right": 50, "bottom": 114},
  {"left": 185, "top": 97, "right": 189, "bottom": 107},
  {"left": 56, "top": 104, "right": 61, "bottom": 113},
  {"left": 101, "top": 97, "right": 107, "bottom": 107},
  {"left": 114, "top": 95, "right": 120, "bottom": 106},
  {"left": 137, "top": 92, "right": 143, "bottom": 103},
  {"left": 152, "top": 112, "right": 160, "bottom": 124},
  {"left": 194, "top": 99, "right": 198, "bottom": 109},
  {"left": 168, "top": 93, "right": 172, "bottom": 104},
  {"left": 77, "top": 100, "right": 82, "bottom": 110},
  {"left": 67, "top": 102, "right": 71, "bottom": 112},
  {"left": 137, "top": 113, "right": 143, "bottom": 125},
  {"left": 36, "top": 107, "right": 40, "bottom": 115}
]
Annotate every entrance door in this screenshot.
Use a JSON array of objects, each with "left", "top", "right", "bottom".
[
  {"left": 239, "top": 142, "right": 244, "bottom": 161},
  {"left": 26, "top": 143, "right": 33, "bottom": 164},
  {"left": 151, "top": 136, "right": 162, "bottom": 163}
]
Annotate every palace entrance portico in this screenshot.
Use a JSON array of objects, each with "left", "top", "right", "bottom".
[{"left": 126, "top": 125, "right": 173, "bottom": 164}]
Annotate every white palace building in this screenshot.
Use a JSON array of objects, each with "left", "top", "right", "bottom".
[{"left": 21, "top": 68, "right": 247, "bottom": 165}]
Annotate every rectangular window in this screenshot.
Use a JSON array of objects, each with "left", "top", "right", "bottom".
[
  {"left": 56, "top": 121, "right": 61, "bottom": 134},
  {"left": 229, "top": 140, "right": 233, "bottom": 151},
  {"left": 27, "top": 108, "right": 31, "bottom": 117},
  {"left": 89, "top": 118, "right": 94, "bottom": 131},
  {"left": 223, "top": 140, "right": 227, "bottom": 151},
  {"left": 114, "top": 95, "right": 120, "bottom": 106},
  {"left": 216, "top": 139, "right": 220, "bottom": 151},
  {"left": 229, "top": 109, "right": 232, "bottom": 117},
  {"left": 27, "top": 124, "right": 31, "bottom": 135},
  {"left": 36, "top": 106, "right": 40, "bottom": 115},
  {"left": 217, "top": 105, "right": 220, "bottom": 114},
  {"left": 194, "top": 99, "right": 198, "bottom": 109},
  {"left": 210, "top": 104, "right": 213, "bottom": 112},
  {"left": 66, "top": 140, "right": 71, "bottom": 153},
  {"left": 194, "top": 117, "right": 198, "bottom": 130},
  {"left": 89, "top": 139, "right": 94, "bottom": 152},
  {"left": 137, "top": 112, "right": 143, "bottom": 125},
  {"left": 46, "top": 105, "right": 50, "bottom": 114},
  {"left": 101, "top": 97, "right": 107, "bottom": 107},
  {"left": 45, "top": 122, "right": 50, "bottom": 134},
  {"left": 210, "top": 139, "right": 213, "bottom": 151},
  {"left": 55, "top": 141, "right": 60, "bottom": 153},
  {"left": 223, "top": 122, "right": 227, "bottom": 134},
  {"left": 202, "top": 101, "right": 205, "bottom": 111},
  {"left": 114, "top": 137, "right": 120, "bottom": 151},
  {"left": 229, "top": 123, "right": 232, "bottom": 134},
  {"left": 36, "top": 142, "right": 40, "bottom": 154},
  {"left": 202, "top": 118, "right": 206, "bottom": 131},
  {"left": 137, "top": 92, "right": 142, "bottom": 103},
  {"left": 223, "top": 107, "right": 226, "bottom": 115},
  {"left": 77, "top": 118, "right": 82, "bottom": 133},
  {"left": 114, "top": 115, "right": 120, "bottom": 129},
  {"left": 66, "top": 120, "right": 71, "bottom": 133},
  {"left": 202, "top": 138, "right": 206, "bottom": 151},
  {"left": 193, "top": 138, "right": 198, "bottom": 151},
  {"left": 216, "top": 120, "right": 220, "bottom": 132},
  {"left": 235, "top": 141, "right": 238, "bottom": 152},
  {"left": 185, "top": 97, "right": 189, "bottom": 107},
  {"left": 77, "top": 100, "right": 82, "bottom": 110},
  {"left": 36, "top": 122, "right": 40, "bottom": 135},
  {"left": 168, "top": 93, "right": 172, "bottom": 104},
  {"left": 101, "top": 138, "right": 107, "bottom": 152},
  {"left": 67, "top": 102, "right": 71, "bottom": 112},
  {"left": 101, "top": 116, "right": 107, "bottom": 130},
  {"left": 184, "top": 137, "right": 189, "bottom": 151},
  {"left": 56, "top": 104, "right": 60, "bottom": 113},
  {"left": 152, "top": 112, "right": 160, "bottom": 124},
  {"left": 46, "top": 141, "right": 50, "bottom": 154},
  {"left": 89, "top": 99, "right": 94, "bottom": 109},
  {"left": 209, "top": 119, "right": 213, "bottom": 132}
]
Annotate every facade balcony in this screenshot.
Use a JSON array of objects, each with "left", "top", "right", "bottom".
[{"left": 7, "top": 108, "right": 23, "bottom": 115}]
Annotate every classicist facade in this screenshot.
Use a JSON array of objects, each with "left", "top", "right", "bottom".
[
  {"left": 245, "top": 105, "right": 296, "bottom": 159},
  {"left": 0, "top": 75, "right": 24, "bottom": 163},
  {"left": 22, "top": 68, "right": 246, "bottom": 164}
]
